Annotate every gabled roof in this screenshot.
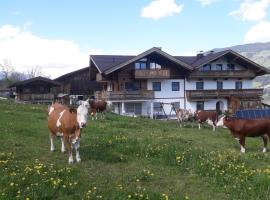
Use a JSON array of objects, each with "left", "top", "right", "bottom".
[
  {"left": 89, "top": 47, "right": 270, "bottom": 76},
  {"left": 90, "top": 55, "right": 134, "bottom": 73},
  {"left": 91, "top": 47, "right": 194, "bottom": 75},
  {"left": 54, "top": 66, "right": 89, "bottom": 81},
  {"left": 9, "top": 76, "right": 61, "bottom": 88}
]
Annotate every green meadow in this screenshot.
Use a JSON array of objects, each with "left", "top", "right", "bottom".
[{"left": 0, "top": 100, "right": 270, "bottom": 200}]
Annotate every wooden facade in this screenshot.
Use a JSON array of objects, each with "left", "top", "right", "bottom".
[{"left": 10, "top": 76, "right": 61, "bottom": 104}]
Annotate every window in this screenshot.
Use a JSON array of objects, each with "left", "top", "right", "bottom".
[
  {"left": 235, "top": 81, "right": 242, "bottom": 89},
  {"left": 172, "top": 102, "right": 180, "bottom": 110},
  {"left": 152, "top": 82, "right": 161, "bottom": 91},
  {"left": 135, "top": 62, "right": 146, "bottom": 70},
  {"left": 216, "top": 64, "right": 223, "bottom": 71},
  {"left": 227, "top": 64, "right": 235, "bottom": 71},
  {"left": 125, "top": 82, "right": 139, "bottom": 91},
  {"left": 196, "top": 82, "right": 204, "bottom": 90},
  {"left": 150, "top": 62, "right": 161, "bottom": 69},
  {"left": 196, "top": 101, "right": 204, "bottom": 110},
  {"left": 172, "top": 82, "right": 180, "bottom": 91},
  {"left": 201, "top": 64, "right": 211, "bottom": 71},
  {"left": 217, "top": 81, "right": 223, "bottom": 90},
  {"left": 125, "top": 103, "right": 142, "bottom": 115},
  {"left": 154, "top": 102, "right": 162, "bottom": 113}
]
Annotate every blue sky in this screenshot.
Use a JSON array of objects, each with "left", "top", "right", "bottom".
[{"left": 0, "top": 0, "right": 270, "bottom": 77}]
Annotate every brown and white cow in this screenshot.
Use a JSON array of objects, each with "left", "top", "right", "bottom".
[
  {"left": 90, "top": 99, "right": 107, "bottom": 120},
  {"left": 176, "top": 109, "right": 195, "bottom": 127},
  {"left": 48, "top": 100, "right": 90, "bottom": 164},
  {"left": 217, "top": 116, "right": 270, "bottom": 153},
  {"left": 195, "top": 110, "right": 218, "bottom": 131}
]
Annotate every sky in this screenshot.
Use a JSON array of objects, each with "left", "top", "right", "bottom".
[{"left": 1, "top": 0, "right": 270, "bottom": 78}]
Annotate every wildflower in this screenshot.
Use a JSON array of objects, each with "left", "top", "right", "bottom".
[
  {"left": 10, "top": 182, "right": 14, "bottom": 186},
  {"left": 128, "top": 194, "right": 132, "bottom": 198}
]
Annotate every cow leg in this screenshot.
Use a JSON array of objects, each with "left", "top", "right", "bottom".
[
  {"left": 49, "top": 134, "right": 55, "bottom": 152},
  {"left": 64, "top": 137, "right": 73, "bottom": 164},
  {"left": 239, "top": 136, "right": 246, "bottom": 153},
  {"left": 262, "top": 134, "right": 268, "bottom": 153},
  {"left": 74, "top": 141, "right": 81, "bottom": 162},
  {"left": 198, "top": 123, "right": 201, "bottom": 130},
  {"left": 61, "top": 137, "right": 66, "bottom": 153}
]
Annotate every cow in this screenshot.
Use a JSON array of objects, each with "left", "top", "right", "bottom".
[
  {"left": 195, "top": 110, "right": 218, "bottom": 131},
  {"left": 176, "top": 109, "right": 195, "bottom": 127},
  {"left": 48, "top": 100, "right": 90, "bottom": 164},
  {"left": 217, "top": 116, "right": 270, "bottom": 153},
  {"left": 89, "top": 99, "right": 107, "bottom": 120}
]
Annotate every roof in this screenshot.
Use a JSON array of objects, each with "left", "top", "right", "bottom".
[
  {"left": 9, "top": 76, "right": 61, "bottom": 88},
  {"left": 90, "top": 48, "right": 270, "bottom": 76},
  {"left": 54, "top": 66, "right": 89, "bottom": 81}
]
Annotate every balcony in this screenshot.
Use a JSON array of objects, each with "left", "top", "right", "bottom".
[
  {"left": 188, "top": 70, "right": 256, "bottom": 79},
  {"left": 18, "top": 93, "right": 55, "bottom": 103},
  {"left": 135, "top": 69, "right": 170, "bottom": 79},
  {"left": 95, "top": 90, "right": 154, "bottom": 101},
  {"left": 186, "top": 89, "right": 264, "bottom": 101}
]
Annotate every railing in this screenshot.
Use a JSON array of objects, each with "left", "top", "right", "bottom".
[
  {"left": 186, "top": 89, "right": 264, "bottom": 100},
  {"left": 95, "top": 90, "right": 155, "bottom": 101},
  {"left": 19, "top": 93, "right": 55, "bottom": 102},
  {"left": 135, "top": 69, "right": 170, "bottom": 79},
  {"left": 188, "top": 70, "right": 256, "bottom": 79}
]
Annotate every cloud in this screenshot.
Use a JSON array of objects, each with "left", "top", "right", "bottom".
[
  {"left": 0, "top": 24, "right": 96, "bottom": 78},
  {"left": 141, "top": 0, "right": 184, "bottom": 20},
  {"left": 197, "top": 0, "right": 220, "bottom": 6},
  {"left": 244, "top": 21, "right": 270, "bottom": 43},
  {"left": 230, "top": 0, "right": 270, "bottom": 21}
]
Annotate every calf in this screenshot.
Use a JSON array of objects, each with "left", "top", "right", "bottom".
[
  {"left": 90, "top": 99, "right": 107, "bottom": 120},
  {"left": 48, "top": 100, "right": 89, "bottom": 164},
  {"left": 217, "top": 116, "right": 270, "bottom": 153},
  {"left": 195, "top": 110, "right": 218, "bottom": 131},
  {"left": 176, "top": 109, "right": 195, "bottom": 127}
]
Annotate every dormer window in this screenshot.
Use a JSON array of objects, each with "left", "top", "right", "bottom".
[{"left": 150, "top": 62, "right": 161, "bottom": 69}]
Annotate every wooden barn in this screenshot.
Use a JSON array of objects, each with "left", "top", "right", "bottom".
[
  {"left": 9, "top": 76, "right": 61, "bottom": 104},
  {"left": 54, "top": 67, "right": 101, "bottom": 104}
]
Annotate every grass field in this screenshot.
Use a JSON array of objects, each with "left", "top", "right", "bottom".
[{"left": 1, "top": 100, "right": 270, "bottom": 200}]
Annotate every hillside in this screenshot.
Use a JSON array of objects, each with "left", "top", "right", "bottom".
[
  {"left": 1, "top": 100, "right": 270, "bottom": 199},
  {"left": 214, "top": 42, "right": 270, "bottom": 102}
]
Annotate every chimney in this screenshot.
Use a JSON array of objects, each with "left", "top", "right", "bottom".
[{"left": 197, "top": 51, "right": 204, "bottom": 59}]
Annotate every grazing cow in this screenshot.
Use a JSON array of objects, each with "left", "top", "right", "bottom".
[
  {"left": 217, "top": 116, "right": 270, "bottom": 153},
  {"left": 195, "top": 110, "right": 218, "bottom": 131},
  {"left": 176, "top": 109, "right": 195, "bottom": 127},
  {"left": 90, "top": 99, "right": 107, "bottom": 120},
  {"left": 48, "top": 100, "right": 90, "bottom": 164}
]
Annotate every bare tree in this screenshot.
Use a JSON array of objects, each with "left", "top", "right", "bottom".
[
  {"left": 0, "top": 59, "right": 25, "bottom": 85},
  {"left": 27, "top": 65, "right": 43, "bottom": 78}
]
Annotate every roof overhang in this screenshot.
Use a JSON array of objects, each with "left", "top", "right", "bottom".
[{"left": 103, "top": 47, "right": 193, "bottom": 75}]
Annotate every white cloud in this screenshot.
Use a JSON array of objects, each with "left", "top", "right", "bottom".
[
  {"left": 141, "top": 0, "right": 184, "bottom": 20},
  {"left": 197, "top": 0, "right": 220, "bottom": 6},
  {"left": 0, "top": 24, "right": 96, "bottom": 78},
  {"left": 230, "top": 0, "right": 270, "bottom": 21},
  {"left": 244, "top": 21, "right": 270, "bottom": 43}
]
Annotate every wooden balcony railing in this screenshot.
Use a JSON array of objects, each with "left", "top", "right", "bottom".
[
  {"left": 135, "top": 69, "right": 170, "bottom": 79},
  {"left": 186, "top": 89, "right": 264, "bottom": 101},
  {"left": 95, "top": 90, "right": 154, "bottom": 101},
  {"left": 188, "top": 70, "right": 256, "bottom": 79},
  {"left": 18, "top": 93, "right": 55, "bottom": 102}
]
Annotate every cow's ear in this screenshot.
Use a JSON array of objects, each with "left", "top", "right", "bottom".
[{"left": 69, "top": 108, "right": 77, "bottom": 114}]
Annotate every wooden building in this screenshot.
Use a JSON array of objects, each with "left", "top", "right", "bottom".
[{"left": 9, "top": 76, "right": 61, "bottom": 104}]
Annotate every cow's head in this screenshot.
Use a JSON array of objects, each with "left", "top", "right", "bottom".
[
  {"left": 216, "top": 115, "right": 230, "bottom": 127},
  {"left": 77, "top": 99, "right": 90, "bottom": 128}
]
